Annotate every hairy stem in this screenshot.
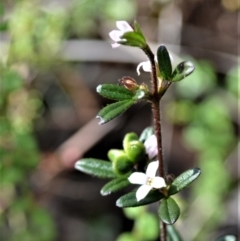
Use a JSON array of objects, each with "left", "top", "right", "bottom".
[{"left": 143, "top": 45, "right": 167, "bottom": 241}]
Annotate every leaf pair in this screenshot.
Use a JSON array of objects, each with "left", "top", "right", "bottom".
[
  {"left": 159, "top": 168, "right": 201, "bottom": 224},
  {"left": 96, "top": 84, "right": 146, "bottom": 124},
  {"left": 75, "top": 159, "right": 131, "bottom": 195},
  {"left": 157, "top": 45, "right": 195, "bottom": 82},
  {"left": 116, "top": 168, "right": 201, "bottom": 224}
]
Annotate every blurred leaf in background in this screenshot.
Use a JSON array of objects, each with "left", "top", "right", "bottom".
[
  {"left": 70, "top": 0, "right": 136, "bottom": 37},
  {"left": 8, "top": 0, "right": 67, "bottom": 67},
  {"left": 0, "top": 67, "right": 56, "bottom": 241},
  {"left": 166, "top": 60, "right": 238, "bottom": 241}
]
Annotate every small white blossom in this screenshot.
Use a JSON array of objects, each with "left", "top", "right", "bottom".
[
  {"left": 128, "top": 161, "right": 166, "bottom": 201},
  {"left": 144, "top": 135, "right": 158, "bottom": 159},
  {"left": 136, "top": 60, "right": 152, "bottom": 75},
  {"left": 136, "top": 49, "right": 174, "bottom": 75},
  {"left": 109, "top": 21, "right": 133, "bottom": 48}
]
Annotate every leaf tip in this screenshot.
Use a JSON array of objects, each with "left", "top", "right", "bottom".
[
  {"left": 116, "top": 199, "right": 122, "bottom": 207},
  {"left": 96, "top": 115, "right": 105, "bottom": 125},
  {"left": 195, "top": 167, "right": 201, "bottom": 176},
  {"left": 100, "top": 190, "right": 111, "bottom": 196},
  {"left": 158, "top": 44, "right": 166, "bottom": 51},
  {"left": 74, "top": 161, "right": 81, "bottom": 171},
  {"left": 96, "top": 85, "right": 102, "bottom": 93}
]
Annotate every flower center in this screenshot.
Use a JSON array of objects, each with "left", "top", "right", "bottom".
[{"left": 147, "top": 177, "right": 153, "bottom": 186}]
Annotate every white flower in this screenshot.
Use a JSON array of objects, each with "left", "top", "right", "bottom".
[
  {"left": 136, "top": 60, "right": 152, "bottom": 75},
  {"left": 109, "top": 21, "right": 133, "bottom": 48},
  {"left": 128, "top": 161, "right": 166, "bottom": 201},
  {"left": 144, "top": 135, "right": 158, "bottom": 159},
  {"left": 136, "top": 49, "right": 174, "bottom": 76}
]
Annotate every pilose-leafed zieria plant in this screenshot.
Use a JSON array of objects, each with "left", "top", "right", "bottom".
[{"left": 75, "top": 21, "right": 236, "bottom": 241}]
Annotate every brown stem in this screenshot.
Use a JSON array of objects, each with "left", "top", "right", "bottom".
[
  {"left": 143, "top": 45, "right": 165, "bottom": 178},
  {"left": 151, "top": 100, "right": 164, "bottom": 177},
  {"left": 160, "top": 222, "right": 167, "bottom": 241},
  {"left": 143, "top": 45, "right": 167, "bottom": 241}
]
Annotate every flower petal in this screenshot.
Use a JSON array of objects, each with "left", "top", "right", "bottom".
[
  {"left": 151, "top": 177, "right": 166, "bottom": 189},
  {"left": 136, "top": 62, "right": 144, "bottom": 75},
  {"left": 136, "top": 61, "right": 151, "bottom": 75},
  {"left": 144, "top": 135, "right": 158, "bottom": 159},
  {"left": 116, "top": 21, "right": 133, "bottom": 32},
  {"left": 109, "top": 30, "right": 122, "bottom": 42},
  {"left": 136, "top": 185, "right": 152, "bottom": 201},
  {"left": 111, "top": 43, "right": 120, "bottom": 48},
  {"left": 146, "top": 161, "right": 159, "bottom": 178},
  {"left": 128, "top": 172, "right": 148, "bottom": 185},
  {"left": 142, "top": 61, "right": 152, "bottom": 72}
]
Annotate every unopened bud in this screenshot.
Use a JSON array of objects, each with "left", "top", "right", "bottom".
[
  {"left": 123, "top": 132, "right": 145, "bottom": 163},
  {"left": 113, "top": 155, "right": 133, "bottom": 175},
  {"left": 119, "top": 76, "right": 139, "bottom": 91},
  {"left": 139, "top": 83, "right": 149, "bottom": 92},
  {"left": 166, "top": 174, "right": 175, "bottom": 185},
  {"left": 108, "top": 149, "right": 126, "bottom": 162}
]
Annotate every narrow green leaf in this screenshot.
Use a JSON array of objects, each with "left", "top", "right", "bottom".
[
  {"left": 120, "top": 32, "right": 146, "bottom": 48},
  {"left": 97, "top": 100, "right": 135, "bottom": 124},
  {"left": 75, "top": 158, "right": 117, "bottom": 178},
  {"left": 139, "top": 126, "right": 154, "bottom": 142},
  {"left": 116, "top": 190, "right": 164, "bottom": 208},
  {"left": 158, "top": 197, "right": 180, "bottom": 225},
  {"left": 171, "top": 61, "right": 195, "bottom": 82},
  {"left": 215, "top": 235, "right": 237, "bottom": 241},
  {"left": 101, "top": 174, "right": 130, "bottom": 196},
  {"left": 167, "top": 225, "right": 183, "bottom": 241},
  {"left": 157, "top": 45, "right": 172, "bottom": 80},
  {"left": 168, "top": 168, "right": 201, "bottom": 195},
  {"left": 96, "top": 84, "right": 134, "bottom": 101}
]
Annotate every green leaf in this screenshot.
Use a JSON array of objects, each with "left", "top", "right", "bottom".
[
  {"left": 116, "top": 190, "right": 164, "bottom": 208},
  {"left": 171, "top": 61, "right": 195, "bottom": 82},
  {"left": 158, "top": 197, "right": 180, "bottom": 225},
  {"left": 139, "top": 126, "right": 154, "bottom": 142},
  {"left": 133, "top": 20, "right": 145, "bottom": 39},
  {"left": 157, "top": 45, "right": 172, "bottom": 81},
  {"left": 120, "top": 32, "right": 146, "bottom": 48},
  {"left": 75, "top": 158, "right": 117, "bottom": 178},
  {"left": 168, "top": 168, "right": 201, "bottom": 195},
  {"left": 96, "top": 84, "right": 134, "bottom": 101},
  {"left": 101, "top": 174, "right": 130, "bottom": 196},
  {"left": 215, "top": 235, "right": 237, "bottom": 241},
  {"left": 97, "top": 100, "right": 135, "bottom": 124},
  {"left": 167, "top": 225, "right": 183, "bottom": 241}
]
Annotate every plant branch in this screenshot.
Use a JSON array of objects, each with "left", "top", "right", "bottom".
[
  {"left": 143, "top": 45, "right": 165, "bottom": 177},
  {"left": 142, "top": 45, "right": 167, "bottom": 241}
]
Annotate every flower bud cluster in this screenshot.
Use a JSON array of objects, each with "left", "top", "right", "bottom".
[{"left": 108, "top": 132, "right": 145, "bottom": 175}]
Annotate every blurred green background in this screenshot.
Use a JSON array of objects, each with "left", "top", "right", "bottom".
[{"left": 0, "top": 0, "right": 239, "bottom": 241}]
